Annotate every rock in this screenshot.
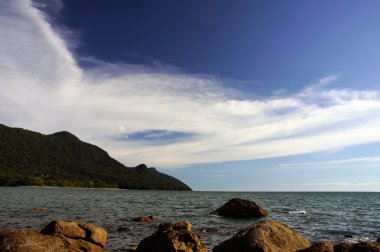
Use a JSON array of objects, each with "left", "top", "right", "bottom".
[
  {"left": 333, "top": 241, "right": 380, "bottom": 252},
  {"left": 377, "top": 238, "right": 380, "bottom": 243},
  {"left": 132, "top": 216, "right": 154, "bottom": 222},
  {"left": 78, "top": 222, "right": 108, "bottom": 247},
  {"left": 126, "top": 245, "right": 138, "bottom": 251},
  {"left": 41, "top": 220, "right": 108, "bottom": 248},
  {"left": 351, "top": 241, "right": 380, "bottom": 251},
  {"left": 213, "top": 220, "right": 310, "bottom": 252},
  {"left": 136, "top": 220, "right": 207, "bottom": 252},
  {"left": 41, "top": 219, "right": 86, "bottom": 239},
  {"left": 334, "top": 243, "right": 353, "bottom": 252},
  {"left": 60, "top": 236, "right": 105, "bottom": 252},
  {"left": 0, "top": 230, "right": 65, "bottom": 252},
  {"left": 344, "top": 234, "right": 353, "bottom": 238},
  {"left": 299, "top": 241, "right": 335, "bottom": 252},
  {"left": 0, "top": 230, "right": 103, "bottom": 252},
  {"left": 210, "top": 198, "right": 268, "bottom": 217}
]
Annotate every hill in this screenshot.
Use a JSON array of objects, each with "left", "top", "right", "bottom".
[{"left": 0, "top": 123, "right": 191, "bottom": 190}]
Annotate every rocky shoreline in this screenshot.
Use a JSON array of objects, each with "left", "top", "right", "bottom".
[{"left": 1, "top": 198, "right": 379, "bottom": 252}]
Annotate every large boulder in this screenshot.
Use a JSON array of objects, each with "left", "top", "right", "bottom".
[
  {"left": 210, "top": 198, "right": 268, "bottom": 218},
  {"left": 213, "top": 220, "right": 310, "bottom": 252},
  {"left": 41, "top": 220, "right": 108, "bottom": 248},
  {"left": 136, "top": 220, "right": 207, "bottom": 252},
  {"left": 0, "top": 230, "right": 103, "bottom": 252},
  {"left": 0, "top": 230, "right": 66, "bottom": 252},
  {"left": 0, "top": 220, "right": 107, "bottom": 252}
]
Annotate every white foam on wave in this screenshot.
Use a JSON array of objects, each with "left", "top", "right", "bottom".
[
  {"left": 288, "top": 210, "right": 307, "bottom": 215},
  {"left": 344, "top": 236, "right": 371, "bottom": 244}
]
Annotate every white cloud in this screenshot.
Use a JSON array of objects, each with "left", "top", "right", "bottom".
[{"left": 1, "top": 0, "right": 380, "bottom": 168}]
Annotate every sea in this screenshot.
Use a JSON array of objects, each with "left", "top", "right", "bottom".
[{"left": 0, "top": 187, "right": 379, "bottom": 251}]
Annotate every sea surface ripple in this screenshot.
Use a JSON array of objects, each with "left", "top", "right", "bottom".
[{"left": 0, "top": 188, "right": 379, "bottom": 251}]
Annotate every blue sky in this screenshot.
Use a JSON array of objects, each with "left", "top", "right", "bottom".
[{"left": 1, "top": 0, "right": 380, "bottom": 191}]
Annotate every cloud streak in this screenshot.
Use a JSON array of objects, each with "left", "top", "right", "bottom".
[
  {"left": 280, "top": 156, "right": 380, "bottom": 168},
  {"left": 304, "top": 181, "right": 380, "bottom": 191},
  {"left": 1, "top": 0, "right": 380, "bottom": 168}
]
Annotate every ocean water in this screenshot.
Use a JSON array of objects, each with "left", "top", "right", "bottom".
[{"left": 0, "top": 187, "right": 379, "bottom": 251}]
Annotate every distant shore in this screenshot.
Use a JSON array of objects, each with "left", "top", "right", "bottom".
[{"left": 18, "top": 185, "right": 123, "bottom": 190}]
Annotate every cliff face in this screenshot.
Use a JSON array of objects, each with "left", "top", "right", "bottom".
[{"left": 0, "top": 123, "right": 191, "bottom": 191}]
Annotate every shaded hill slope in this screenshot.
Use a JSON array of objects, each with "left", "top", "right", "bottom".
[{"left": 0, "top": 123, "right": 191, "bottom": 190}]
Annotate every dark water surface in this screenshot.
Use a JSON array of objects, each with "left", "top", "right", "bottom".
[{"left": 0, "top": 187, "right": 379, "bottom": 251}]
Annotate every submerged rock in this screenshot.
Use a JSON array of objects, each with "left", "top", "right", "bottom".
[
  {"left": 0, "top": 220, "right": 107, "bottom": 252},
  {"left": 33, "top": 208, "right": 47, "bottom": 212},
  {"left": 213, "top": 219, "right": 310, "bottom": 252},
  {"left": 132, "top": 216, "right": 154, "bottom": 222},
  {"left": 210, "top": 198, "right": 268, "bottom": 218},
  {"left": 136, "top": 220, "right": 207, "bottom": 252},
  {"left": 117, "top": 226, "right": 130, "bottom": 232}
]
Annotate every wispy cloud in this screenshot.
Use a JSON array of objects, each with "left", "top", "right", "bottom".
[
  {"left": 304, "top": 74, "right": 340, "bottom": 92},
  {"left": 1, "top": 0, "right": 380, "bottom": 167},
  {"left": 304, "top": 181, "right": 380, "bottom": 191},
  {"left": 280, "top": 156, "right": 380, "bottom": 168},
  {"left": 115, "top": 130, "right": 198, "bottom": 145}
]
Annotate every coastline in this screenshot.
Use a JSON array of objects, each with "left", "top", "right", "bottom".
[{"left": 18, "top": 185, "right": 124, "bottom": 190}]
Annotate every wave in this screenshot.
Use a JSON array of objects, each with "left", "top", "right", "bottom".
[{"left": 288, "top": 210, "right": 307, "bottom": 215}]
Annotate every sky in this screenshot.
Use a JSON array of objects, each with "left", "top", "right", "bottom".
[{"left": 1, "top": 0, "right": 380, "bottom": 191}]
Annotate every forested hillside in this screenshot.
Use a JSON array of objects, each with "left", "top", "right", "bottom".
[{"left": 0, "top": 124, "right": 191, "bottom": 190}]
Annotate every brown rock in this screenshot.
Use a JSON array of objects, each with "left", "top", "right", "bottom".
[
  {"left": 213, "top": 220, "right": 310, "bottom": 252},
  {"left": 61, "top": 236, "right": 105, "bottom": 252},
  {"left": 333, "top": 241, "right": 380, "bottom": 252},
  {"left": 210, "top": 198, "right": 268, "bottom": 218},
  {"left": 351, "top": 241, "right": 380, "bottom": 251},
  {"left": 0, "top": 230, "right": 65, "bottom": 252},
  {"left": 78, "top": 222, "right": 108, "bottom": 248},
  {"left": 41, "top": 220, "right": 86, "bottom": 239},
  {"left": 0, "top": 230, "right": 104, "bottom": 252},
  {"left": 132, "top": 216, "right": 154, "bottom": 222},
  {"left": 126, "top": 245, "right": 138, "bottom": 252},
  {"left": 41, "top": 220, "right": 107, "bottom": 247},
  {"left": 136, "top": 220, "right": 207, "bottom": 252},
  {"left": 334, "top": 243, "right": 353, "bottom": 252},
  {"left": 299, "top": 241, "right": 335, "bottom": 252}
]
